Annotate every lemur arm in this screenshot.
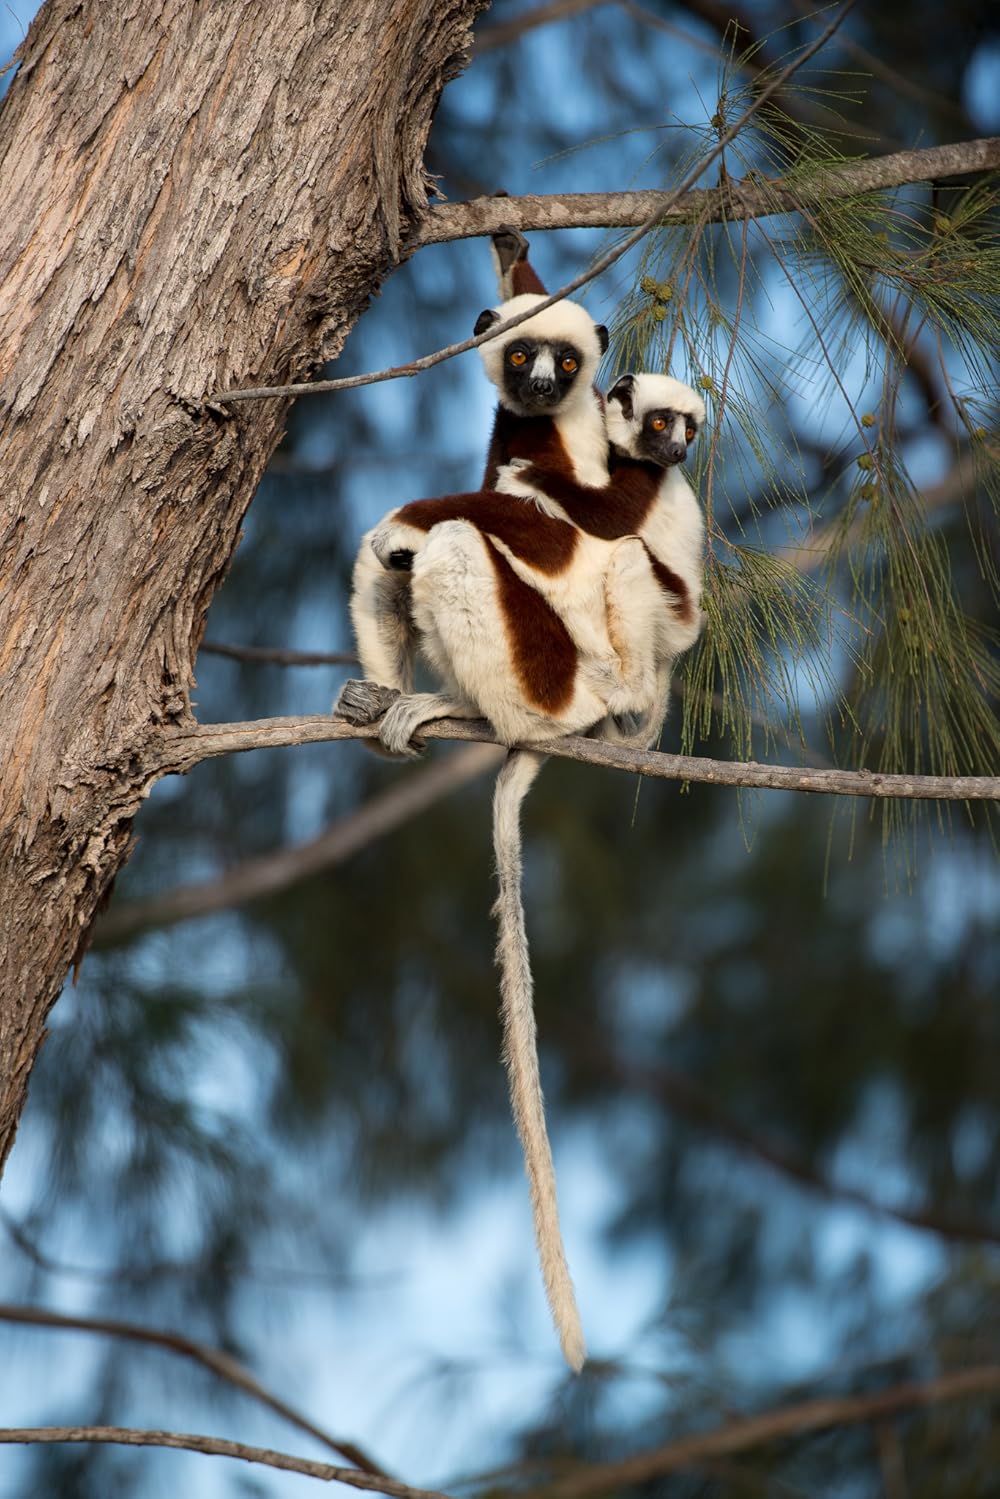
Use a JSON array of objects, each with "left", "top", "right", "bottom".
[{"left": 349, "top": 537, "right": 419, "bottom": 692}]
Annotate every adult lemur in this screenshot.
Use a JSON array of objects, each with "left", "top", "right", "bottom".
[
  {"left": 362, "top": 233, "right": 705, "bottom": 750},
  {"left": 339, "top": 237, "right": 705, "bottom": 1371}
]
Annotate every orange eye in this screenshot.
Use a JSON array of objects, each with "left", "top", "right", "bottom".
[
  {"left": 561, "top": 356, "right": 578, "bottom": 373},
  {"left": 509, "top": 349, "right": 528, "bottom": 367},
  {"left": 651, "top": 417, "right": 667, "bottom": 432},
  {"left": 686, "top": 426, "right": 696, "bottom": 441}
]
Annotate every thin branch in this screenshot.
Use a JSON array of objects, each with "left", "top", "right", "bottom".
[
  {"left": 619, "top": 0, "right": 731, "bottom": 58},
  {"left": 6, "top": 1369, "right": 998, "bottom": 1493},
  {"left": 94, "top": 674, "right": 824, "bottom": 945},
  {"left": 208, "top": 3, "right": 859, "bottom": 404},
  {"left": 473, "top": 0, "right": 723, "bottom": 63},
  {"left": 95, "top": 741, "right": 503, "bottom": 944},
  {"left": 0, "top": 1205, "right": 392, "bottom": 1290},
  {"left": 0, "top": 1303, "right": 387, "bottom": 1477},
  {"left": 540, "top": 1367, "right": 1000, "bottom": 1495},
  {"left": 413, "top": 137, "right": 1000, "bottom": 246},
  {"left": 151, "top": 708, "right": 1000, "bottom": 801},
  {"left": 0, "top": 1427, "right": 451, "bottom": 1498},
  {"left": 200, "top": 640, "right": 358, "bottom": 668},
  {"left": 474, "top": 0, "right": 606, "bottom": 53},
  {"left": 606, "top": 1050, "right": 1000, "bottom": 1246},
  {"left": 788, "top": 0, "right": 970, "bottom": 126}
]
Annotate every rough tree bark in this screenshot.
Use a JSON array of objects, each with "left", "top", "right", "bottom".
[{"left": 0, "top": 0, "right": 488, "bottom": 1172}]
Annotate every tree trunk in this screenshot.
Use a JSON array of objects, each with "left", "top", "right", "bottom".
[{"left": 0, "top": 0, "right": 488, "bottom": 1172}]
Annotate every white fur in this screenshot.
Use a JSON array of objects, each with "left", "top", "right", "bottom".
[
  {"left": 530, "top": 348, "right": 556, "bottom": 384},
  {"left": 407, "top": 520, "right": 611, "bottom": 745},
  {"left": 350, "top": 532, "right": 417, "bottom": 692},
  {"left": 551, "top": 396, "right": 609, "bottom": 488},
  {"left": 599, "top": 373, "right": 707, "bottom": 744}
]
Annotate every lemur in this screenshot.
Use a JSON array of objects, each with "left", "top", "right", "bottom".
[
  {"left": 501, "top": 370, "right": 707, "bottom": 748},
  {"left": 348, "top": 289, "right": 614, "bottom": 751},
  {"left": 365, "top": 230, "right": 706, "bottom": 753},
  {"left": 339, "top": 241, "right": 705, "bottom": 1372},
  {"left": 491, "top": 228, "right": 706, "bottom": 745},
  {"left": 366, "top": 370, "right": 707, "bottom": 751}
]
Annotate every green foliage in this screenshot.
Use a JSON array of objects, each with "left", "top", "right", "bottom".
[{"left": 603, "top": 39, "right": 999, "bottom": 845}]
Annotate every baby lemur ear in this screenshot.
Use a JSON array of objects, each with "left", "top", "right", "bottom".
[
  {"left": 607, "top": 373, "right": 636, "bottom": 420},
  {"left": 474, "top": 308, "right": 502, "bottom": 337},
  {"left": 595, "top": 324, "right": 610, "bottom": 355}
]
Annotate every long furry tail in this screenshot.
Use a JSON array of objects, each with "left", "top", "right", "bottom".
[{"left": 492, "top": 748, "right": 586, "bottom": 1372}]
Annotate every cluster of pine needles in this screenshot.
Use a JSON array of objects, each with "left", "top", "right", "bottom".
[{"left": 596, "top": 33, "right": 998, "bottom": 854}]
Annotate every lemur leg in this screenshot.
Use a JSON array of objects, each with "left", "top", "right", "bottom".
[
  {"left": 593, "top": 537, "right": 663, "bottom": 717},
  {"left": 597, "top": 660, "right": 674, "bottom": 750},
  {"left": 347, "top": 533, "right": 419, "bottom": 692},
  {"left": 405, "top": 520, "right": 611, "bottom": 750},
  {"left": 369, "top": 515, "right": 430, "bottom": 573}
]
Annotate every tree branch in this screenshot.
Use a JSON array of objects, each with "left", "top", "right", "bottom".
[
  {"left": 0, "top": 1427, "right": 450, "bottom": 1497},
  {"left": 415, "top": 136, "right": 1000, "bottom": 246},
  {"left": 474, "top": 0, "right": 606, "bottom": 53},
  {"left": 200, "top": 640, "right": 358, "bottom": 668},
  {"left": 542, "top": 1367, "right": 1000, "bottom": 1495},
  {"left": 208, "top": 1, "right": 859, "bottom": 404},
  {"left": 0, "top": 1303, "right": 387, "bottom": 1476},
  {"left": 151, "top": 708, "right": 1000, "bottom": 802},
  {"left": 95, "top": 742, "right": 504, "bottom": 945},
  {"left": 0, "top": 1205, "right": 385, "bottom": 1290},
  {"left": 5, "top": 1368, "right": 999, "bottom": 1493}
]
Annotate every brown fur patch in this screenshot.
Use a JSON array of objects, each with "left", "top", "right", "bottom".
[
  {"left": 644, "top": 544, "right": 696, "bottom": 623},
  {"left": 510, "top": 259, "right": 548, "bottom": 296},
  {"left": 517, "top": 455, "right": 662, "bottom": 538},
  {"left": 481, "top": 406, "right": 575, "bottom": 489},
  {"left": 484, "top": 538, "right": 577, "bottom": 715},
  {"left": 395, "top": 491, "right": 579, "bottom": 576}
]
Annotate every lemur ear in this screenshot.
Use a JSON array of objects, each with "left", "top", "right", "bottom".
[
  {"left": 607, "top": 373, "right": 636, "bottom": 420},
  {"left": 474, "top": 308, "right": 502, "bottom": 337},
  {"left": 595, "top": 324, "right": 610, "bottom": 355}
]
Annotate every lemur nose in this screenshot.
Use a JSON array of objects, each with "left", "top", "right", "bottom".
[
  {"left": 530, "top": 377, "right": 556, "bottom": 396},
  {"left": 666, "top": 441, "right": 686, "bottom": 463}
]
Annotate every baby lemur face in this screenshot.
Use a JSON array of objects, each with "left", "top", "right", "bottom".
[
  {"left": 476, "top": 293, "right": 609, "bottom": 419},
  {"left": 606, "top": 373, "right": 706, "bottom": 467}
]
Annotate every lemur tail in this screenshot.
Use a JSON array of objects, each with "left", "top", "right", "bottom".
[{"left": 491, "top": 747, "right": 586, "bottom": 1373}]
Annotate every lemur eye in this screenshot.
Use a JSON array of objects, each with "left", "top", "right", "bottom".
[
  {"left": 650, "top": 417, "right": 667, "bottom": 432},
  {"left": 509, "top": 349, "right": 528, "bottom": 367},
  {"left": 561, "top": 356, "right": 578, "bottom": 373},
  {"left": 686, "top": 425, "right": 696, "bottom": 441}
]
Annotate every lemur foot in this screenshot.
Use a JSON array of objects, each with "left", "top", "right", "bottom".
[
  {"left": 376, "top": 696, "right": 435, "bottom": 758},
  {"left": 333, "top": 678, "right": 400, "bottom": 726},
  {"left": 602, "top": 709, "right": 659, "bottom": 750},
  {"left": 492, "top": 223, "right": 530, "bottom": 272}
]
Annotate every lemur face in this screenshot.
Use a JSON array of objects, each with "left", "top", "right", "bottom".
[
  {"left": 635, "top": 405, "right": 699, "bottom": 466},
  {"left": 496, "top": 336, "right": 587, "bottom": 413},
  {"left": 606, "top": 374, "right": 706, "bottom": 467},
  {"left": 476, "top": 295, "right": 609, "bottom": 417}
]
